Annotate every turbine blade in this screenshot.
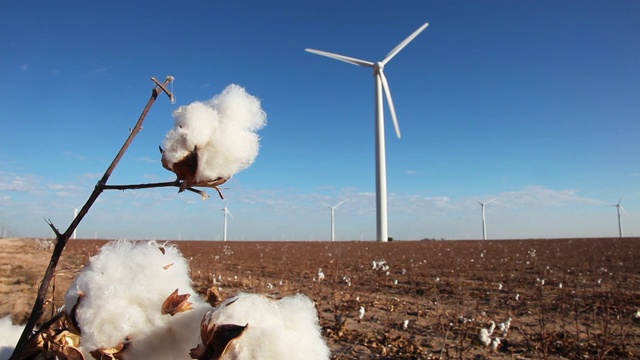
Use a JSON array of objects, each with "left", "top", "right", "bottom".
[
  {"left": 486, "top": 198, "right": 497, "bottom": 204},
  {"left": 334, "top": 201, "right": 346, "bottom": 208},
  {"left": 379, "top": 71, "right": 401, "bottom": 138},
  {"left": 321, "top": 202, "right": 331, "bottom": 208},
  {"left": 305, "top": 48, "right": 374, "bottom": 67},
  {"left": 381, "top": 22, "right": 429, "bottom": 66}
]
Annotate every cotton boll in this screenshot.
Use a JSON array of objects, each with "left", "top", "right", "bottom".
[
  {"left": 64, "top": 240, "right": 212, "bottom": 360},
  {"left": 206, "top": 84, "right": 267, "bottom": 132},
  {"left": 197, "top": 293, "right": 329, "bottom": 360},
  {"left": 172, "top": 102, "right": 219, "bottom": 145},
  {"left": 162, "top": 102, "right": 219, "bottom": 166},
  {"left": 490, "top": 337, "right": 501, "bottom": 351},
  {"left": 0, "top": 316, "right": 24, "bottom": 360},
  {"left": 197, "top": 128, "right": 259, "bottom": 181},
  {"left": 161, "top": 127, "right": 193, "bottom": 166},
  {"left": 478, "top": 328, "right": 491, "bottom": 347},
  {"left": 161, "top": 84, "right": 266, "bottom": 191}
]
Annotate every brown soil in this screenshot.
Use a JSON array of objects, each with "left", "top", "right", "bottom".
[{"left": 2, "top": 237, "right": 639, "bottom": 359}]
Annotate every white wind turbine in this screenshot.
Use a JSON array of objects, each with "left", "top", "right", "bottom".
[
  {"left": 321, "top": 201, "right": 345, "bottom": 242},
  {"left": 476, "top": 198, "right": 496, "bottom": 240},
  {"left": 306, "top": 22, "right": 429, "bottom": 242},
  {"left": 608, "top": 198, "right": 625, "bottom": 238},
  {"left": 72, "top": 208, "right": 78, "bottom": 240},
  {"left": 222, "top": 204, "right": 233, "bottom": 242}
]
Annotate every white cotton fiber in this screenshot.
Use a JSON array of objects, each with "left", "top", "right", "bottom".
[
  {"left": 201, "top": 293, "right": 330, "bottom": 360},
  {"left": 196, "top": 127, "right": 260, "bottom": 183},
  {"left": 64, "top": 240, "right": 212, "bottom": 360},
  {"left": 163, "top": 102, "right": 219, "bottom": 165},
  {"left": 0, "top": 316, "right": 24, "bottom": 360},
  {"left": 161, "top": 84, "right": 266, "bottom": 184},
  {"left": 206, "top": 84, "right": 266, "bottom": 132}
]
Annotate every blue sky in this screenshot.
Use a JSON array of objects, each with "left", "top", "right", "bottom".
[{"left": 1, "top": 1, "right": 638, "bottom": 241}]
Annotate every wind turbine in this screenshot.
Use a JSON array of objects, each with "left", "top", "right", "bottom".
[
  {"left": 322, "top": 201, "right": 345, "bottom": 242},
  {"left": 72, "top": 208, "right": 78, "bottom": 240},
  {"left": 476, "top": 198, "right": 496, "bottom": 240},
  {"left": 306, "top": 22, "right": 429, "bottom": 242},
  {"left": 608, "top": 198, "right": 625, "bottom": 238},
  {"left": 222, "top": 204, "right": 233, "bottom": 242}
]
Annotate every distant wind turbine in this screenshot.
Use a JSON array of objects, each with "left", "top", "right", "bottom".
[
  {"left": 322, "top": 201, "right": 345, "bottom": 242},
  {"left": 306, "top": 22, "right": 429, "bottom": 242},
  {"left": 222, "top": 204, "right": 233, "bottom": 241},
  {"left": 72, "top": 208, "right": 78, "bottom": 240},
  {"left": 476, "top": 198, "right": 496, "bottom": 240},
  {"left": 608, "top": 198, "right": 625, "bottom": 238}
]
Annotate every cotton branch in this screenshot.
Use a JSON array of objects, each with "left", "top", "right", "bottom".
[
  {"left": 44, "top": 219, "right": 62, "bottom": 238},
  {"left": 102, "top": 180, "right": 217, "bottom": 199},
  {"left": 10, "top": 76, "right": 175, "bottom": 360}
]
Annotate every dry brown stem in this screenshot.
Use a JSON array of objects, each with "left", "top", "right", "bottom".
[{"left": 10, "top": 76, "right": 177, "bottom": 360}]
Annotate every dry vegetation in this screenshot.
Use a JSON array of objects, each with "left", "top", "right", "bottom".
[{"left": 2, "top": 237, "right": 639, "bottom": 359}]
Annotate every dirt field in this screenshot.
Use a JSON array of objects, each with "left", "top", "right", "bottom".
[{"left": 1, "top": 237, "right": 639, "bottom": 359}]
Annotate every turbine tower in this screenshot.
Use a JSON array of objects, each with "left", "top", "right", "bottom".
[
  {"left": 477, "top": 198, "right": 496, "bottom": 240},
  {"left": 609, "top": 198, "right": 624, "bottom": 238},
  {"left": 322, "top": 201, "right": 345, "bottom": 242},
  {"left": 72, "top": 208, "right": 78, "bottom": 240},
  {"left": 222, "top": 205, "right": 233, "bottom": 241},
  {"left": 306, "top": 22, "right": 429, "bottom": 242}
]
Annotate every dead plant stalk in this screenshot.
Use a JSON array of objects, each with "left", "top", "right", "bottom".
[{"left": 8, "top": 76, "right": 204, "bottom": 359}]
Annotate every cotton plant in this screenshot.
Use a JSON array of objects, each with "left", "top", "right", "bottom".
[
  {"left": 160, "top": 84, "right": 267, "bottom": 196},
  {"left": 192, "top": 293, "right": 330, "bottom": 360},
  {"left": 64, "top": 240, "right": 212, "bottom": 359},
  {"left": 60, "top": 240, "right": 329, "bottom": 360}
]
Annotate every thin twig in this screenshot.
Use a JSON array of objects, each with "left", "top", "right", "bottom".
[
  {"left": 10, "top": 76, "right": 175, "bottom": 360},
  {"left": 440, "top": 322, "right": 452, "bottom": 359},
  {"left": 44, "top": 219, "right": 61, "bottom": 238},
  {"left": 102, "top": 180, "right": 211, "bottom": 199}
]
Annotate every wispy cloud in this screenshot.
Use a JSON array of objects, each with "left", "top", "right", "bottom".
[
  {"left": 493, "top": 185, "right": 602, "bottom": 208},
  {"left": 80, "top": 172, "right": 102, "bottom": 180},
  {"left": 47, "top": 183, "right": 84, "bottom": 197},
  {"left": 0, "top": 172, "right": 40, "bottom": 192},
  {"left": 62, "top": 151, "right": 87, "bottom": 161},
  {"left": 20, "top": 64, "right": 29, "bottom": 71},
  {"left": 132, "top": 157, "right": 156, "bottom": 164},
  {"left": 90, "top": 66, "right": 111, "bottom": 75}
]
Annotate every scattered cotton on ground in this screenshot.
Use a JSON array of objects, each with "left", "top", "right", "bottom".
[
  {"left": 162, "top": 84, "right": 266, "bottom": 182},
  {"left": 64, "top": 240, "right": 212, "bottom": 360},
  {"left": 0, "top": 316, "right": 24, "bottom": 360},
  {"left": 202, "top": 293, "right": 330, "bottom": 360}
]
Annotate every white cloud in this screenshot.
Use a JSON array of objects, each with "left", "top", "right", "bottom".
[
  {"left": 47, "top": 183, "right": 84, "bottom": 197},
  {"left": 132, "top": 157, "right": 156, "bottom": 164},
  {"left": 493, "top": 185, "right": 601, "bottom": 208},
  {"left": 20, "top": 64, "right": 28, "bottom": 71},
  {"left": 0, "top": 172, "right": 40, "bottom": 192},
  {"left": 90, "top": 66, "right": 111, "bottom": 75}
]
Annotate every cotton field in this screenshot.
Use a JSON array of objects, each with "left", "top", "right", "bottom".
[{"left": 1, "top": 237, "right": 639, "bottom": 359}]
